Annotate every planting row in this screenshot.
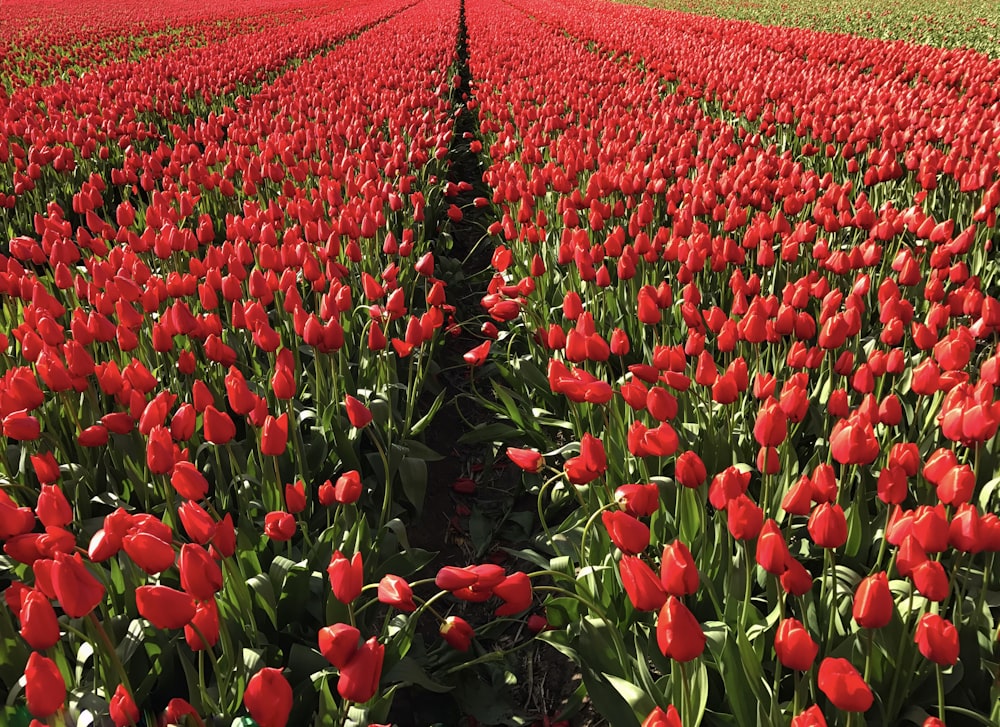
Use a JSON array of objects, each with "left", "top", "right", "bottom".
[{"left": 464, "top": 0, "right": 999, "bottom": 724}]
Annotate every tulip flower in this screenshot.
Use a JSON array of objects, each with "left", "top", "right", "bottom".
[
  {"left": 136, "top": 585, "right": 196, "bottom": 629},
  {"left": 774, "top": 618, "right": 819, "bottom": 671},
  {"left": 494, "top": 571, "right": 533, "bottom": 616},
  {"left": 110, "top": 684, "right": 140, "bottom": 727},
  {"left": 614, "top": 483, "right": 660, "bottom": 516},
  {"left": 123, "top": 531, "right": 176, "bottom": 575},
  {"left": 660, "top": 540, "right": 699, "bottom": 596},
  {"left": 817, "top": 657, "right": 873, "bottom": 712},
  {"left": 807, "top": 502, "right": 848, "bottom": 549},
  {"left": 185, "top": 598, "right": 220, "bottom": 651},
  {"left": 35, "top": 484, "right": 72, "bottom": 528},
  {"left": 319, "top": 623, "right": 361, "bottom": 668},
  {"left": 328, "top": 551, "right": 364, "bottom": 603},
  {"left": 756, "top": 519, "right": 791, "bottom": 575},
  {"left": 642, "top": 705, "right": 682, "bottom": 727},
  {"left": 378, "top": 575, "right": 416, "bottom": 612},
  {"left": 344, "top": 395, "right": 373, "bottom": 427},
  {"left": 440, "top": 615, "right": 475, "bottom": 651},
  {"left": 179, "top": 543, "right": 223, "bottom": 600},
  {"left": 791, "top": 705, "right": 828, "bottom": 727},
  {"left": 829, "top": 415, "right": 880, "bottom": 465},
  {"left": 260, "top": 413, "right": 289, "bottom": 456},
  {"left": 338, "top": 637, "right": 385, "bottom": 703},
  {"left": 674, "top": 450, "right": 707, "bottom": 488},
  {"left": 852, "top": 572, "right": 893, "bottom": 629},
  {"left": 52, "top": 551, "right": 105, "bottom": 618},
  {"left": 202, "top": 406, "right": 236, "bottom": 444},
  {"left": 463, "top": 341, "right": 491, "bottom": 366},
  {"left": 284, "top": 480, "right": 306, "bottom": 514},
  {"left": 602, "top": 510, "right": 651, "bottom": 554},
  {"left": 334, "top": 470, "right": 363, "bottom": 503},
  {"left": 171, "top": 461, "right": 209, "bottom": 500},
  {"left": 264, "top": 511, "right": 297, "bottom": 542},
  {"left": 914, "top": 613, "right": 960, "bottom": 666},
  {"left": 244, "top": 668, "right": 293, "bottom": 727},
  {"left": 656, "top": 596, "right": 705, "bottom": 662},
  {"left": 507, "top": 447, "right": 544, "bottom": 473},
  {"left": 619, "top": 555, "right": 667, "bottom": 611},
  {"left": 24, "top": 652, "right": 65, "bottom": 718},
  {"left": 18, "top": 588, "right": 60, "bottom": 650}
]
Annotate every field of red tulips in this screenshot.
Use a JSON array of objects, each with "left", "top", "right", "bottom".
[{"left": 1, "top": 0, "right": 999, "bottom": 725}]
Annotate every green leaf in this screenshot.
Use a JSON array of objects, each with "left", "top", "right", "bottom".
[
  {"left": 384, "top": 656, "right": 454, "bottom": 693},
  {"left": 398, "top": 456, "right": 427, "bottom": 513},
  {"left": 603, "top": 671, "right": 657, "bottom": 718}
]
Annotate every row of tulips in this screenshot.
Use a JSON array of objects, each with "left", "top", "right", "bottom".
[
  {"left": 1, "top": 0, "right": 414, "bottom": 220},
  {"left": 636, "top": 0, "right": 1000, "bottom": 58},
  {"left": 463, "top": 0, "right": 998, "bottom": 725},
  {"left": 0, "top": 0, "right": 551, "bottom": 723},
  {"left": 0, "top": 0, "right": 320, "bottom": 91}
]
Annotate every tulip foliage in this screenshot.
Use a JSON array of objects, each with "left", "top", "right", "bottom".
[{"left": 2, "top": 0, "right": 1000, "bottom": 723}]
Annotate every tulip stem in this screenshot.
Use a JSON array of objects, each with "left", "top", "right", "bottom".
[
  {"left": 936, "top": 665, "right": 946, "bottom": 722},
  {"left": 85, "top": 613, "right": 133, "bottom": 701},
  {"left": 677, "top": 660, "right": 689, "bottom": 727},
  {"left": 824, "top": 549, "right": 838, "bottom": 649}
]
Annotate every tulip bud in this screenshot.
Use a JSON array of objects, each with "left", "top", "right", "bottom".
[{"left": 244, "top": 667, "right": 293, "bottom": 727}]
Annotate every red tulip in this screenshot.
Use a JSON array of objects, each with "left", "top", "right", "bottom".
[
  {"left": 185, "top": 598, "right": 220, "bottom": 651},
  {"left": 642, "top": 705, "right": 682, "bottom": 727},
  {"left": 338, "top": 637, "right": 385, "bottom": 703},
  {"left": 328, "top": 551, "right": 364, "bottom": 603},
  {"left": 18, "top": 588, "right": 60, "bottom": 650},
  {"left": 756, "top": 519, "right": 791, "bottom": 575},
  {"left": 494, "top": 571, "right": 533, "bottom": 616},
  {"left": 660, "top": 540, "right": 699, "bottom": 596},
  {"left": 656, "top": 596, "right": 705, "bottom": 662},
  {"left": 440, "top": 615, "right": 475, "bottom": 651},
  {"left": 726, "top": 494, "right": 764, "bottom": 541},
  {"left": 264, "top": 511, "right": 297, "bottom": 542},
  {"left": 260, "top": 413, "right": 288, "bottom": 456},
  {"left": 817, "top": 657, "right": 873, "bottom": 712},
  {"left": 319, "top": 623, "right": 361, "bottom": 668},
  {"left": 344, "top": 395, "right": 373, "bottom": 427},
  {"left": 35, "top": 485, "right": 72, "bottom": 527},
  {"left": 202, "top": 405, "right": 235, "bottom": 444},
  {"left": 774, "top": 618, "right": 818, "bottom": 671},
  {"left": 123, "top": 531, "right": 175, "bottom": 575},
  {"left": 507, "top": 447, "right": 544, "bottom": 473},
  {"left": 136, "top": 585, "right": 196, "bottom": 629},
  {"left": 333, "top": 470, "right": 363, "bottom": 503},
  {"left": 620, "top": 555, "right": 667, "bottom": 611},
  {"left": 914, "top": 613, "right": 960, "bottom": 665},
  {"left": 829, "top": 416, "right": 880, "bottom": 465},
  {"left": 378, "top": 575, "right": 416, "bottom": 612},
  {"left": 244, "top": 668, "right": 292, "bottom": 727},
  {"left": 852, "top": 572, "right": 893, "bottom": 629},
  {"left": 674, "top": 450, "right": 707, "bottom": 488},
  {"left": 24, "top": 652, "right": 65, "bottom": 717},
  {"left": 52, "top": 551, "right": 105, "bottom": 618},
  {"left": 791, "top": 705, "right": 828, "bottom": 727},
  {"left": 463, "top": 341, "right": 491, "bottom": 366},
  {"left": 179, "top": 543, "right": 223, "bottom": 600},
  {"left": 284, "top": 480, "right": 306, "bottom": 514},
  {"left": 614, "top": 483, "right": 660, "bottom": 516},
  {"left": 110, "top": 684, "right": 140, "bottom": 727},
  {"left": 171, "top": 461, "right": 209, "bottom": 500},
  {"left": 602, "top": 510, "right": 650, "bottom": 554},
  {"left": 3, "top": 410, "right": 40, "bottom": 440},
  {"left": 807, "top": 503, "right": 847, "bottom": 549}
]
